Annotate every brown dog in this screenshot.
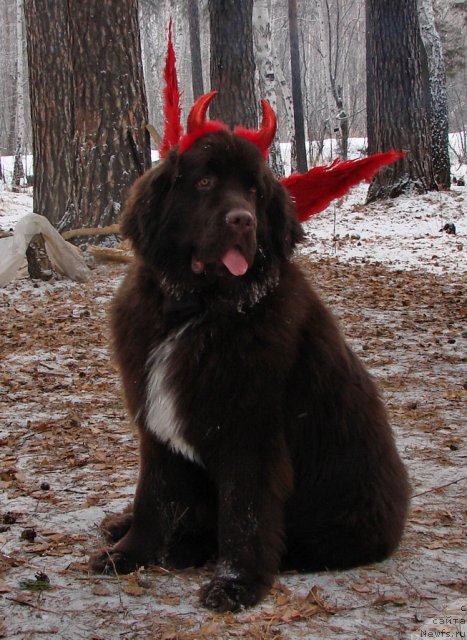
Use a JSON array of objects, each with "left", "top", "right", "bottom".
[{"left": 90, "top": 128, "right": 409, "bottom": 612}]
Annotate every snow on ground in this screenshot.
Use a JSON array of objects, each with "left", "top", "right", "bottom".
[
  {"left": 301, "top": 183, "right": 466, "bottom": 275},
  {"left": 0, "top": 186, "right": 33, "bottom": 233},
  {"left": 1, "top": 163, "right": 466, "bottom": 276},
  {"left": 0, "top": 162, "right": 466, "bottom": 639}
]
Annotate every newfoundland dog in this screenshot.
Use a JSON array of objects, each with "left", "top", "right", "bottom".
[{"left": 90, "top": 109, "right": 409, "bottom": 612}]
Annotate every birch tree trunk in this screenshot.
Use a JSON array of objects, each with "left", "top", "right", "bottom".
[
  {"left": 272, "top": 50, "right": 296, "bottom": 173},
  {"left": 366, "top": 0, "right": 436, "bottom": 201},
  {"left": 253, "top": 0, "right": 284, "bottom": 176},
  {"left": 12, "top": 0, "right": 25, "bottom": 191},
  {"left": 417, "top": 0, "right": 451, "bottom": 188}
]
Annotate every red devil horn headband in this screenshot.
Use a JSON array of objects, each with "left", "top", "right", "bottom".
[
  {"left": 159, "top": 21, "right": 402, "bottom": 222},
  {"left": 178, "top": 93, "right": 277, "bottom": 158}
]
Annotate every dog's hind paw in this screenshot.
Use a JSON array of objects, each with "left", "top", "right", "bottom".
[
  {"left": 199, "top": 576, "right": 265, "bottom": 612},
  {"left": 89, "top": 549, "right": 141, "bottom": 575},
  {"left": 100, "top": 511, "right": 133, "bottom": 543}
]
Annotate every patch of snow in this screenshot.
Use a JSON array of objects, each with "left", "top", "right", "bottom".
[{"left": 300, "top": 184, "right": 466, "bottom": 274}]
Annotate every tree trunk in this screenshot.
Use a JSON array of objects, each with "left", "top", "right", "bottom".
[
  {"left": 316, "top": 0, "right": 337, "bottom": 144},
  {"left": 253, "top": 0, "right": 284, "bottom": 176},
  {"left": 209, "top": 0, "right": 257, "bottom": 128},
  {"left": 317, "top": 0, "right": 351, "bottom": 161},
  {"left": 24, "top": 0, "right": 150, "bottom": 232},
  {"left": 12, "top": 0, "right": 25, "bottom": 192},
  {"left": 366, "top": 0, "right": 436, "bottom": 201},
  {"left": 272, "top": 49, "right": 296, "bottom": 171},
  {"left": 288, "top": 0, "right": 307, "bottom": 173},
  {"left": 187, "top": 0, "right": 204, "bottom": 100},
  {"left": 418, "top": 0, "right": 451, "bottom": 189}
]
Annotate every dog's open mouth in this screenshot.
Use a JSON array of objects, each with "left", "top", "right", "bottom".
[{"left": 191, "top": 247, "right": 250, "bottom": 277}]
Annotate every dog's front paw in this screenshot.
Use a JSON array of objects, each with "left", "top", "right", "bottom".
[
  {"left": 199, "top": 576, "right": 265, "bottom": 612},
  {"left": 89, "top": 548, "right": 141, "bottom": 575}
]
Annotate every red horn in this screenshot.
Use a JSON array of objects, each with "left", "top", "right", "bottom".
[
  {"left": 256, "top": 99, "right": 277, "bottom": 150},
  {"left": 234, "top": 100, "right": 277, "bottom": 157},
  {"left": 187, "top": 91, "right": 218, "bottom": 133}
]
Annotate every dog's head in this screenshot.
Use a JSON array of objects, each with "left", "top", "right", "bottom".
[{"left": 121, "top": 130, "right": 303, "bottom": 305}]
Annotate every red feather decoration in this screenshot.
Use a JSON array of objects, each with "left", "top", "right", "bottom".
[
  {"left": 159, "top": 19, "right": 183, "bottom": 158},
  {"left": 281, "top": 151, "right": 404, "bottom": 222}
]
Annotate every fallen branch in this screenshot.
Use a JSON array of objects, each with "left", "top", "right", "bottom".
[
  {"left": 61, "top": 223, "right": 120, "bottom": 240},
  {"left": 88, "top": 246, "right": 133, "bottom": 264},
  {"left": 411, "top": 476, "right": 467, "bottom": 499}
]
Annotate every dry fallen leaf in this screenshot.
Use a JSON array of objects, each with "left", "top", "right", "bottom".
[
  {"left": 351, "top": 583, "right": 372, "bottom": 594},
  {"left": 0, "top": 580, "right": 11, "bottom": 593},
  {"left": 92, "top": 584, "right": 112, "bottom": 596},
  {"left": 123, "top": 582, "right": 147, "bottom": 597}
]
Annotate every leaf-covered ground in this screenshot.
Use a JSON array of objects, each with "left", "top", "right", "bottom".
[{"left": 0, "top": 250, "right": 465, "bottom": 640}]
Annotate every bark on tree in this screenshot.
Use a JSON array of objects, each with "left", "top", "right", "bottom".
[
  {"left": 12, "top": 0, "right": 25, "bottom": 191},
  {"left": 187, "top": 0, "right": 204, "bottom": 100},
  {"left": 24, "top": 0, "right": 150, "bottom": 231},
  {"left": 418, "top": 0, "right": 451, "bottom": 189},
  {"left": 288, "top": 0, "right": 307, "bottom": 173},
  {"left": 253, "top": 0, "right": 284, "bottom": 176},
  {"left": 208, "top": 0, "right": 257, "bottom": 128},
  {"left": 366, "top": 0, "right": 436, "bottom": 201}
]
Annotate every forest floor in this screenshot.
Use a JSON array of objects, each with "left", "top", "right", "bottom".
[{"left": 0, "top": 184, "right": 466, "bottom": 639}]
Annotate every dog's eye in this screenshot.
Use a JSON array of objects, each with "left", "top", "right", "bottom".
[{"left": 196, "top": 177, "right": 212, "bottom": 190}]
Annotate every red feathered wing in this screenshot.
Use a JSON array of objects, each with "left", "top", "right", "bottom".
[
  {"left": 159, "top": 19, "right": 183, "bottom": 158},
  {"left": 281, "top": 151, "right": 404, "bottom": 222}
]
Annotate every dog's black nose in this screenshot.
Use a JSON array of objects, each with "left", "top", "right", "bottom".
[{"left": 225, "top": 210, "right": 254, "bottom": 230}]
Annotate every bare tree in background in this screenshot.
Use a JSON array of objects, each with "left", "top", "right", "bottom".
[
  {"left": 316, "top": 0, "right": 356, "bottom": 159},
  {"left": 288, "top": 0, "right": 307, "bottom": 172},
  {"left": 209, "top": 0, "right": 257, "bottom": 128},
  {"left": 24, "top": 0, "right": 150, "bottom": 231},
  {"left": 366, "top": 0, "right": 436, "bottom": 201},
  {"left": 12, "top": 0, "right": 25, "bottom": 191},
  {"left": 187, "top": 0, "right": 204, "bottom": 100},
  {"left": 253, "top": 0, "right": 284, "bottom": 176},
  {"left": 418, "top": 0, "right": 451, "bottom": 188}
]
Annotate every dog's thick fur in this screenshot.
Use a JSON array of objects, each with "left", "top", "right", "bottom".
[{"left": 90, "top": 131, "right": 409, "bottom": 612}]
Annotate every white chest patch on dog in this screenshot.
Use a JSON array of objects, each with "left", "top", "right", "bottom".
[{"left": 145, "top": 323, "right": 201, "bottom": 465}]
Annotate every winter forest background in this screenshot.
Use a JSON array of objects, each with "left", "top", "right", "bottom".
[
  {"left": 1, "top": 0, "right": 466, "bottom": 159},
  {"left": 0, "top": 3, "right": 466, "bottom": 636},
  {"left": 0, "top": 0, "right": 466, "bottom": 233}
]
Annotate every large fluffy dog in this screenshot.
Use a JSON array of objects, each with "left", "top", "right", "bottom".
[{"left": 90, "top": 124, "right": 409, "bottom": 611}]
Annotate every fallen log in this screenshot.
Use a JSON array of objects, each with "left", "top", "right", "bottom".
[
  {"left": 62, "top": 223, "right": 120, "bottom": 241},
  {"left": 87, "top": 246, "right": 133, "bottom": 264}
]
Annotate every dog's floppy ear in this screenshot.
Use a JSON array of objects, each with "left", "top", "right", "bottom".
[
  {"left": 121, "top": 154, "right": 176, "bottom": 256},
  {"left": 267, "top": 180, "right": 304, "bottom": 259}
]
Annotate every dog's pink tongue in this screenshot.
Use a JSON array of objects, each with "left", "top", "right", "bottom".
[{"left": 222, "top": 248, "right": 249, "bottom": 276}]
